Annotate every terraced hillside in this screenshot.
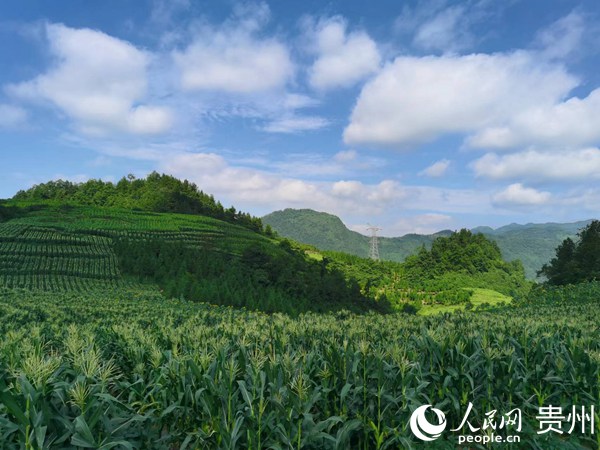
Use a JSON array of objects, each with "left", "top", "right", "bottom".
[
  {"left": 0, "top": 202, "right": 383, "bottom": 315},
  {"left": 0, "top": 204, "right": 270, "bottom": 292}
]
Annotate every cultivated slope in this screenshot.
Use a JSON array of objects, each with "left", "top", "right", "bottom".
[
  {"left": 0, "top": 202, "right": 385, "bottom": 314},
  {"left": 0, "top": 204, "right": 269, "bottom": 291}
]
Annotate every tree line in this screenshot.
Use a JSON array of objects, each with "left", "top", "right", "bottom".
[
  {"left": 12, "top": 172, "right": 265, "bottom": 233},
  {"left": 113, "top": 237, "right": 390, "bottom": 315},
  {"left": 539, "top": 220, "right": 600, "bottom": 285}
]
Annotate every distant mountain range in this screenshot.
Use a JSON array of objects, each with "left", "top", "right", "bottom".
[{"left": 262, "top": 208, "right": 593, "bottom": 279}]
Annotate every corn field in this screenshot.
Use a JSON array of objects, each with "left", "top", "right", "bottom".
[{"left": 0, "top": 287, "right": 598, "bottom": 449}]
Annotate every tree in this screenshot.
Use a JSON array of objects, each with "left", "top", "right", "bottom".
[
  {"left": 404, "top": 229, "right": 503, "bottom": 276},
  {"left": 12, "top": 172, "right": 266, "bottom": 234},
  {"left": 538, "top": 220, "right": 600, "bottom": 285}
]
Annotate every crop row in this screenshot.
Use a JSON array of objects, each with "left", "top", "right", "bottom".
[
  {"left": 0, "top": 287, "right": 597, "bottom": 449},
  {"left": 0, "top": 239, "right": 113, "bottom": 258},
  {"left": 0, "top": 274, "right": 126, "bottom": 292},
  {"left": 0, "top": 252, "right": 119, "bottom": 276},
  {"left": 9, "top": 205, "right": 253, "bottom": 235}
]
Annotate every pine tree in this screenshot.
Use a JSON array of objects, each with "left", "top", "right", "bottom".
[{"left": 539, "top": 220, "right": 600, "bottom": 285}]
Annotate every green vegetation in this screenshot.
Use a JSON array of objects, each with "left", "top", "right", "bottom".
[
  {"left": 262, "top": 209, "right": 369, "bottom": 256},
  {"left": 262, "top": 208, "right": 452, "bottom": 263},
  {"left": 0, "top": 203, "right": 385, "bottom": 315},
  {"left": 263, "top": 208, "right": 591, "bottom": 279},
  {"left": 12, "top": 172, "right": 264, "bottom": 233},
  {"left": 295, "top": 229, "right": 531, "bottom": 314},
  {"left": 538, "top": 220, "right": 600, "bottom": 285},
  {"left": 418, "top": 288, "right": 512, "bottom": 316},
  {"left": 0, "top": 175, "right": 598, "bottom": 448},
  {"left": 290, "top": 230, "right": 531, "bottom": 314},
  {"left": 404, "top": 229, "right": 530, "bottom": 298},
  {"left": 2, "top": 190, "right": 531, "bottom": 315},
  {"left": 0, "top": 286, "right": 597, "bottom": 449},
  {"left": 113, "top": 238, "right": 379, "bottom": 315},
  {"left": 479, "top": 220, "right": 592, "bottom": 279}
]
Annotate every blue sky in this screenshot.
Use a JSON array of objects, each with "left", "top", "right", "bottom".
[{"left": 2, "top": 0, "right": 600, "bottom": 236}]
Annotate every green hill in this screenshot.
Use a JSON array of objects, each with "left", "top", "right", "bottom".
[
  {"left": 1, "top": 174, "right": 534, "bottom": 317},
  {"left": 263, "top": 209, "right": 451, "bottom": 262},
  {"left": 261, "top": 208, "right": 368, "bottom": 255},
  {"left": 263, "top": 208, "right": 593, "bottom": 279},
  {"left": 478, "top": 220, "right": 592, "bottom": 278},
  {"left": 0, "top": 175, "right": 390, "bottom": 315}
]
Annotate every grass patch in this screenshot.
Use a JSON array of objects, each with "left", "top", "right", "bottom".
[{"left": 418, "top": 288, "right": 512, "bottom": 315}]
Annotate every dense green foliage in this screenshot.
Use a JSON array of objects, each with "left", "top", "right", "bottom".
[
  {"left": 263, "top": 208, "right": 592, "bottom": 279},
  {"left": 0, "top": 287, "right": 597, "bottom": 449},
  {"left": 318, "top": 250, "right": 476, "bottom": 311},
  {"left": 309, "top": 229, "right": 531, "bottom": 312},
  {"left": 539, "top": 220, "right": 600, "bottom": 285},
  {"left": 0, "top": 204, "right": 384, "bottom": 314},
  {"left": 12, "top": 172, "right": 264, "bottom": 233},
  {"left": 113, "top": 238, "right": 383, "bottom": 315},
  {"left": 1, "top": 189, "right": 530, "bottom": 315},
  {"left": 405, "top": 229, "right": 503, "bottom": 276},
  {"left": 0, "top": 203, "right": 20, "bottom": 222},
  {"left": 403, "top": 229, "right": 530, "bottom": 297},
  {"left": 262, "top": 209, "right": 369, "bottom": 256},
  {"left": 516, "top": 280, "right": 600, "bottom": 306},
  {"left": 1, "top": 178, "right": 598, "bottom": 448}
]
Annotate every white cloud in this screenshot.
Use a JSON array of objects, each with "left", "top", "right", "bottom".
[
  {"left": 150, "top": 0, "right": 190, "bottom": 27},
  {"left": 173, "top": 4, "right": 293, "bottom": 94},
  {"left": 8, "top": 23, "right": 172, "bottom": 136},
  {"left": 158, "top": 152, "right": 491, "bottom": 219},
  {"left": 344, "top": 50, "right": 576, "bottom": 147},
  {"left": 492, "top": 183, "right": 551, "bottom": 207},
  {"left": 390, "top": 213, "right": 453, "bottom": 236},
  {"left": 413, "top": 5, "right": 472, "bottom": 52},
  {"left": 467, "top": 88, "right": 600, "bottom": 149},
  {"left": 350, "top": 213, "right": 453, "bottom": 237},
  {"left": 401, "top": 185, "right": 491, "bottom": 214},
  {"left": 333, "top": 149, "right": 357, "bottom": 162},
  {"left": 262, "top": 115, "right": 329, "bottom": 133},
  {"left": 307, "top": 17, "right": 380, "bottom": 90},
  {"left": 264, "top": 150, "right": 385, "bottom": 179},
  {"left": 560, "top": 188, "right": 600, "bottom": 213},
  {"left": 283, "top": 93, "right": 320, "bottom": 109},
  {"left": 331, "top": 180, "right": 364, "bottom": 197},
  {"left": 420, "top": 159, "right": 450, "bottom": 177},
  {"left": 472, "top": 148, "right": 600, "bottom": 182},
  {"left": 535, "top": 11, "right": 584, "bottom": 60},
  {"left": 0, "top": 104, "right": 27, "bottom": 128},
  {"left": 395, "top": 0, "right": 503, "bottom": 54}
]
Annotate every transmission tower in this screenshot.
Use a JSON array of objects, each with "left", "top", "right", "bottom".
[{"left": 367, "top": 225, "right": 381, "bottom": 261}]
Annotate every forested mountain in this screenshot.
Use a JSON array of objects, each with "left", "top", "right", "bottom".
[
  {"left": 262, "top": 209, "right": 368, "bottom": 255},
  {"left": 473, "top": 220, "right": 592, "bottom": 279},
  {"left": 263, "top": 208, "right": 452, "bottom": 263},
  {"left": 263, "top": 208, "right": 593, "bottom": 279}
]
